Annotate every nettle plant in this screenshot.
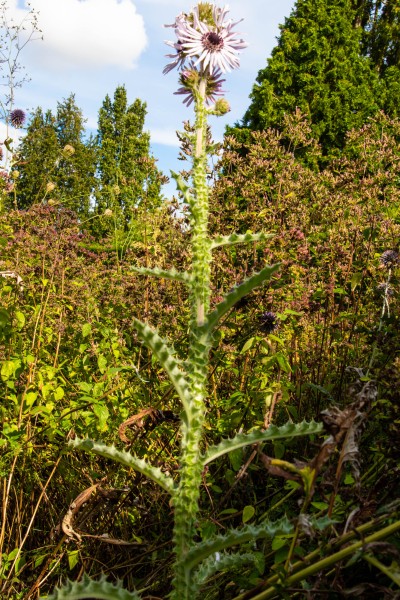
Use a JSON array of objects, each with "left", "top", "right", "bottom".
[{"left": 45, "top": 4, "right": 323, "bottom": 599}]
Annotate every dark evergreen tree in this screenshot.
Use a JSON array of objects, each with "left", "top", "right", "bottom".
[
  {"left": 14, "top": 108, "right": 59, "bottom": 209},
  {"left": 241, "top": 0, "right": 383, "bottom": 154},
  {"left": 15, "top": 95, "right": 97, "bottom": 217},
  {"left": 96, "top": 86, "right": 162, "bottom": 230},
  {"left": 54, "top": 95, "right": 98, "bottom": 217},
  {"left": 357, "top": 0, "right": 400, "bottom": 118}
]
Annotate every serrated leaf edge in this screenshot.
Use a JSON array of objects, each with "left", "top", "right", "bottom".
[
  {"left": 202, "top": 264, "right": 280, "bottom": 333},
  {"left": 40, "top": 573, "right": 141, "bottom": 600},
  {"left": 203, "top": 420, "right": 323, "bottom": 466},
  {"left": 133, "top": 318, "right": 192, "bottom": 417},
  {"left": 210, "top": 232, "right": 274, "bottom": 250},
  {"left": 185, "top": 518, "right": 293, "bottom": 569},
  {"left": 69, "top": 439, "right": 175, "bottom": 494}
]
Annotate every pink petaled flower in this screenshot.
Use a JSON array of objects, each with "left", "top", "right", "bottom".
[
  {"left": 163, "top": 3, "right": 247, "bottom": 75},
  {"left": 175, "top": 66, "right": 225, "bottom": 106}
]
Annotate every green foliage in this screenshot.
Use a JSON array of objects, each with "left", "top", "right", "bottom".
[
  {"left": 15, "top": 95, "right": 98, "bottom": 216},
  {"left": 43, "top": 574, "right": 141, "bottom": 600},
  {"left": 241, "top": 0, "right": 383, "bottom": 154},
  {"left": 95, "top": 86, "right": 163, "bottom": 232}
]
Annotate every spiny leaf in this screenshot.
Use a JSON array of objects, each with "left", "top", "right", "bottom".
[
  {"left": 133, "top": 318, "right": 192, "bottom": 417},
  {"left": 202, "top": 264, "right": 280, "bottom": 333},
  {"left": 171, "top": 170, "right": 194, "bottom": 205},
  {"left": 69, "top": 438, "right": 175, "bottom": 494},
  {"left": 203, "top": 420, "right": 323, "bottom": 466},
  {"left": 131, "top": 266, "right": 191, "bottom": 284},
  {"left": 41, "top": 574, "right": 141, "bottom": 599},
  {"left": 194, "top": 551, "right": 263, "bottom": 586},
  {"left": 210, "top": 231, "right": 274, "bottom": 250},
  {"left": 185, "top": 517, "right": 293, "bottom": 569}
]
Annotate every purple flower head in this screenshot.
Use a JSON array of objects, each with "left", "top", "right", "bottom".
[
  {"left": 10, "top": 109, "right": 26, "bottom": 128},
  {"left": 164, "top": 3, "right": 247, "bottom": 75},
  {"left": 380, "top": 249, "right": 399, "bottom": 269},
  {"left": 259, "top": 311, "right": 278, "bottom": 335},
  {"left": 175, "top": 66, "right": 225, "bottom": 106}
]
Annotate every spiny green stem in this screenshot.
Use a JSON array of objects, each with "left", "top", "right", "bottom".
[{"left": 170, "top": 76, "right": 212, "bottom": 599}]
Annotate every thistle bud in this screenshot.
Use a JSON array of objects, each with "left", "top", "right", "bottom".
[
  {"left": 213, "top": 98, "right": 230, "bottom": 116},
  {"left": 62, "top": 144, "right": 75, "bottom": 158}
]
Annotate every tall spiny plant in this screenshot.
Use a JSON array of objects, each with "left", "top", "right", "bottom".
[{"left": 43, "top": 4, "right": 323, "bottom": 599}]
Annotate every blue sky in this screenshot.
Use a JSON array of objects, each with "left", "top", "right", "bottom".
[{"left": 4, "top": 0, "right": 296, "bottom": 197}]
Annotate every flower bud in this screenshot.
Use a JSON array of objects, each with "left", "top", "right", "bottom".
[
  {"left": 62, "top": 144, "right": 75, "bottom": 158},
  {"left": 46, "top": 182, "right": 56, "bottom": 193},
  {"left": 213, "top": 98, "right": 230, "bottom": 116},
  {"left": 104, "top": 208, "right": 113, "bottom": 217},
  {"left": 11, "top": 170, "right": 19, "bottom": 179}
]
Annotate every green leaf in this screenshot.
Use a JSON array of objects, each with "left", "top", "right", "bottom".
[
  {"left": 41, "top": 574, "right": 141, "bottom": 600},
  {"left": 69, "top": 438, "right": 175, "bottom": 494},
  {"left": 241, "top": 337, "right": 255, "bottom": 353},
  {"left": 210, "top": 231, "right": 274, "bottom": 250},
  {"left": 67, "top": 549, "right": 80, "bottom": 571},
  {"left": 93, "top": 403, "right": 109, "bottom": 431},
  {"left": 242, "top": 505, "right": 255, "bottom": 523},
  {"left": 185, "top": 517, "right": 293, "bottom": 569},
  {"left": 350, "top": 272, "right": 363, "bottom": 291},
  {"left": 97, "top": 354, "right": 107, "bottom": 374},
  {"left": 203, "top": 264, "right": 280, "bottom": 333},
  {"left": 25, "top": 391, "right": 38, "bottom": 408},
  {"left": 0, "top": 307, "right": 10, "bottom": 328},
  {"left": 132, "top": 318, "right": 191, "bottom": 418},
  {"left": 82, "top": 323, "right": 91, "bottom": 338},
  {"left": 203, "top": 420, "right": 323, "bottom": 466},
  {"left": 14, "top": 311, "right": 25, "bottom": 330},
  {"left": 54, "top": 387, "right": 64, "bottom": 401}
]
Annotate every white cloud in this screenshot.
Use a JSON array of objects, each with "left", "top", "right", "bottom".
[
  {"left": 14, "top": 0, "right": 147, "bottom": 71},
  {"left": 150, "top": 127, "right": 180, "bottom": 147}
]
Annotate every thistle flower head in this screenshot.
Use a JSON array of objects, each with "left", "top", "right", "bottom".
[
  {"left": 259, "top": 311, "right": 278, "bottom": 335},
  {"left": 380, "top": 249, "right": 399, "bottom": 269},
  {"left": 164, "top": 3, "right": 247, "bottom": 75},
  {"left": 175, "top": 66, "right": 225, "bottom": 106},
  {"left": 10, "top": 108, "right": 26, "bottom": 128}
]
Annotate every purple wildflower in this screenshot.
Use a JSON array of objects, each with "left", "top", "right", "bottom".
[
  {"left": 164, "top": 3, "right": 247, "bottom": 75},
  {"left": 10, "top": 109, "right": 26, "bottom": 128},
  {"left": 175, "top": 66, "right": 225, "bottom": 106},
  {"left": 259, "top": 311, "right": 278, "bottom": 335},
  {"left": 380, "top": 250, "right": 399, "bottom": 269}
]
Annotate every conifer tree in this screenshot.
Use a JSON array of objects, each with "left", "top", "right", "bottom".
[
  {"left": 96, "top": 85, "right": 162, "bottom": 229},
  {"left": 14, "top": 107, "right": 59, "bottom": 209},
  {"left": 15, "top": 95, "right": 97, "bottom": 216},
  {"left": 54, "top": 95, "right": 98, "bottom": 217},
  {"left": 241, "top": 0, "right": 383, "bottom": 154}
]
